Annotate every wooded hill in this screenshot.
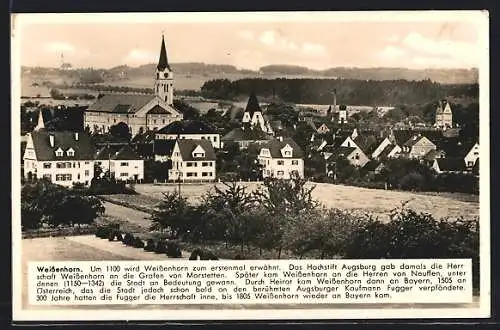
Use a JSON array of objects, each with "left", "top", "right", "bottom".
[{"left": 200, "top": 78, "right": 479, "bottom": 106}]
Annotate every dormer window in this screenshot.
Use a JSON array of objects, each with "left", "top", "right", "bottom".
[
  {"left": 281, "top": 144, "right": 293, "bottom": 157},
  {"left": 66, "top": 148, "right": 75, "bottom": 157},
  {"left": 192, "top": 145, "right": 206, "bottom": 158},
  {"left": 55, "top": 148, "right": 64, "bottom": 157}
]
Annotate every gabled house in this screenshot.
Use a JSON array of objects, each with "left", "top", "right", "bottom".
[
  {"left": 435, "top": 100, "right": 453, "bottom": 129},
  {"left": 94, "top": 145, "right": 144, "bottom": 181},
  {"left": 23, "top": 130, "right": 95, "bottom": 187},
  {"left": 257, "top": 137, "right": 304, "bottom": 179},
  {"left": 168, "top": 139, "right": 216, "bottom": 182},
  {"left": 371, "top": 137, "right": 393, "bottom": 159},
  {"left": 155, "top": 120, "right": 221, "bottom": 149},
  {"left": 377, "top": 143, "right": 401, "bottom": 160},
  {"left": 316, "top": 123, "right": 332, "bottom": 134},
  {"left": 221, "top": 127, "right": 271, "bottom": 149},
  {"left": 325, "top": 145, "right": 370, "bottom": 168},
  {"left": 402, "top": 135, "right": 437, "bottom": 159},
  {"left": 432, "top": 158, "right": 467, "bottom": 174},
  {"left": 464, "top": 142, "right": 480, "bottom": 168},
  {"left": 242, "top": 92, "right": 271, "bottom": 133}
]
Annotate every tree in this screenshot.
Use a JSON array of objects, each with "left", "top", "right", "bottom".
[
  {"left": 50, "top": 88, "right": 65, "bottom": 100},
  {"left": 201, "top": 181, "right": 256, "bottom": 246},
  {"left": 21, "top": 201, "right": 43, "bottom": 230},
  {"left": 253, "top": 177, "right": 320, "bottom": 258},
  {"left": 150, "top": 192, "right": 193, "bottom": 237},
  {"left": 109, "top": 122, "right": 132, "bottom": 141},
  {"left": 21, "top": 180, "right": 104, "bottom": 229},
  {"left": 255, "top": 177, "right": 319, "bottom": 216},
  {"left": 173, "top": 100, "right": 200, "bottom": 120}
]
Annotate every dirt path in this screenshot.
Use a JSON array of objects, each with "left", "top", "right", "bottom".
[{"left": 102, "top": 201, "right": 152, "bottom": 229}]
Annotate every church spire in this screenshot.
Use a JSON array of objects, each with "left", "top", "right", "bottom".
[
  {"left": 34, "top": 109, "right": 45, "bottom": 131},
  {"left": 157, "top": 34, "right": 170, "bottom": 71}
]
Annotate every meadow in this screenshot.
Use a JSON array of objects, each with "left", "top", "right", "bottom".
[{"left": 133, "top": 182, "right": 479, "bottom": 222}]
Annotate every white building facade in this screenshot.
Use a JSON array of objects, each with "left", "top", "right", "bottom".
[
  {"left": 258, "top": 138, "right": 304, "bottom": 179},
  {"left": 168, "top": 139, "right": 217, "bottom": 182},
  {"left": 23, "top": 130, "right": 95, "bottom": 187}
]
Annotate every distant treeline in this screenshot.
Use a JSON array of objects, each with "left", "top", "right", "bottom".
[{"left": 200, "top": 78, "right": 479, "bottom": 106}]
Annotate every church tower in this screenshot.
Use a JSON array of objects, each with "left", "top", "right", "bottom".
[{"left": 154, "top": 34, "right": 174, "bottom": 105}]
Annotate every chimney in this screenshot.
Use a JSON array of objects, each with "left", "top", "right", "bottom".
[
  {"left": 49, "top": 134, "right": 55, "bottom": 148},
  {"left": 75, "top": 132, "right": 79, "bottom": 141}
]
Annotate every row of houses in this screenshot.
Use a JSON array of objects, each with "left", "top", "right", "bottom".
[{"left": 309, "top": 126, "right": 479, "bottom": 176}]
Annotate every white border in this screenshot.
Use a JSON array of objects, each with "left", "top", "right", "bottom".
[{"left": 11, "top": 10, "right": 491, "bottom": 321}]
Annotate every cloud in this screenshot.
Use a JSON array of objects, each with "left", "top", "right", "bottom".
[
  {"left": 402, "top": 32, "right": 478, "bottom": 67},
  {"left": 301, "top": 42, "right": 328, "bottom": 57},
  {"left": 387, "top": 34, "right": 400, "bottom": 43},
  {"left": 123, "top": 49, "right": 157, "bottom": 64},
  {"left": 377, "top": 45, "right": 405, "bottom": 59},
  {"left": 256, "top": 29, "right": 328, "bottom": 59},
  {"left": 238, "top": 30, "right": 254, "bottom": 40},
  {"left": 44, "top": 41, "right": 76, "bottom": 54}
]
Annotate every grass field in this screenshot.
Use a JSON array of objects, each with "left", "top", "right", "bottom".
[{"left": 133, "top": 182, "right": 479, "bottom": 221}]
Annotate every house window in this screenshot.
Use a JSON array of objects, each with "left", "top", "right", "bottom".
[
  {"left": 120, "top": 173, "right": 128, "bottom": 177},
  {"left": 213, "top": 136, "right": 217, "bottom": 142},
  {"left": 56, "top": 162, "right": 66, "bottom": 169},
  {"left": 187, "top": 162, "right": 192, "bottom": 167},
  {"left": 85, "top": 170, "right": 90, "bottom": 176},
  {"left": 202, "top": 172, "right": 208, "bottom": 177},
  {"left": 467, "top": 161, "right": 474, "bottom": 167},
  {"left": 42, "top": 174, "right": 52, "bottom": 181},
  {"left": 55, "top": 174, "right": 72, "bottom": 181},
  {"left": 355, "top": 154, "right": 360, "bottom": 160},
  {"left": 277, "top": 171, "right": 284, "bottom": 176},
  {"left": 277, "top": 160, "right": 284, "bottom": 165},
  {"left": 43, "top": 163, "right": 51, "bottom": 169},
  {"left": 66, "top": 162, "right": 72, "bottom": 168},
  {"left": 292, "top": 160, "right": 299, "bottom": 165},
  {"left": 77, "top": 174, "right": 81, "bottom": 180},
  {"left": 120, "top": 162, "right": 129, "bottom": 166},
  {"left": 96, "top": 161, "right": 102, "bottom": 166},
  {"left": 187, "top": 172, "right": 197, "bottom": 177},
  {"left": 163, "top": 119, "right": 166, "bottom": 124},
  {"left": 55, "top": 150, "right": 63, "bottom": 157},
  {"left": 473, "top": 152, "right": 479, "bottom": 156}
]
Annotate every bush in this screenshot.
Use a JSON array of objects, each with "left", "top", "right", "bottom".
[
  {"left": 95, "top": 226, "right": 111, "bottom": 239},
  {"left": 154, "top": 241, "right": 167, "bottom": 254},
  {"left": 122, "top": 233, "right": 135, "bottom": 246},
  {"left": 144, "top": 239, "right": 156, "bottom": 252},
  {"left": 132, "top": 237, "right": 145, "bottom": 248},
  {"left": 166, "top": 241, "right": 182, "bottom": 258},
  {"left": 107, "top": 230, "right": 122, "bottom": 241},
  {"left": 343, "top": 208, "right": 479, "bottom": 290},
  {"left": 189, "top": 248, "right": 218, "bottom": 260}
]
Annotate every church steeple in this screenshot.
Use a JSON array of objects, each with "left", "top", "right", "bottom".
[
  {"left": 154, "top": 34, "right": 174, "bottom": 105},
  {"left": 157, "top": 34, "right": 170, "bottom": 71},
  {"left": 34, "top": 109, "right": 45, "bottom": 131}
]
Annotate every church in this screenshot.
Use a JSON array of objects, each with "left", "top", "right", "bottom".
[{"left": 84, "top": 35, "right": 183, "bottom": 137}]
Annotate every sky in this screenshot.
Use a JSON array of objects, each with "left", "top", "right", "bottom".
[{"left": 14, "top": 12, "right": 486, "bottom": 70}]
